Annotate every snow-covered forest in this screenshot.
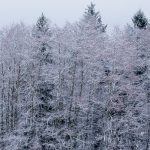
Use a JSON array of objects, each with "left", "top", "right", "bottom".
[{"left": 0, "top": 3, "right": 150, "bottom": 150}]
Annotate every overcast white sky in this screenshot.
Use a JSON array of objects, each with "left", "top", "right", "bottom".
[{"left": 0, "top": 0, "right": 150, "bottom": 30}]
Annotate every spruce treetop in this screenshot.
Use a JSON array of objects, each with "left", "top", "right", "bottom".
[
  {"left": 132, "top": 10, "right": 148, "bottom": 29},
  {"left": 84, "top": 2, "right": 107, "bottom": 32},
  {"left": 36, "top": 13, "right": 49, "bottom": 33}
]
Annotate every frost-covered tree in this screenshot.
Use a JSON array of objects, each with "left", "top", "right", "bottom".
[
  {"left": 16, "top": 14, "right": 57, "bottom": 150},
  {"left": 60, "top": 4, "right": 109, "bottom": 149},
  {"left": 132, "top": 27, "right": 150, "bottom": 150},
  {"left": 84, "top": 2, "right": 107, "bottom": 32},
  {"left": 0, "top": 23, "right": 32, "bottom": 150}
]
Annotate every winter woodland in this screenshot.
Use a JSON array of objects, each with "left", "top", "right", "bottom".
[{"left": 0, "top": 3, "right": 150, "bottom": 150}]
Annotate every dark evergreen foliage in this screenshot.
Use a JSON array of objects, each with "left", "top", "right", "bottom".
[{"left": 132, "top": 10, "right": 148, "bottom": 29}]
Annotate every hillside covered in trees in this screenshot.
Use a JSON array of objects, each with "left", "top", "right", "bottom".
[{"left": 0, "top": 3, "right": 150, "bottom": 150}]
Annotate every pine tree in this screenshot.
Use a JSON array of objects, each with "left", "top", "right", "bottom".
[
  {"left": 132, "top": 10, "right": 148, "bottom": 29},
  {"left": 84, "top": 2, "right": 107, "bottom": 32},
  {"left": 17, "top": 14, "right": 56, "bottom": 150},
  {"left": 35, "top": 13, "right": 49, "bottom": 35}
]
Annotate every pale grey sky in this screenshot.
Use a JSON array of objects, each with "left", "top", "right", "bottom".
[{"left": 0, "top": 0, "right": 150, "bottom": 29}]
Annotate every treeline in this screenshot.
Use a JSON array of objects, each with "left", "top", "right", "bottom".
[{"left": 0, "top": 3, "right": 150, "bottom": 150}]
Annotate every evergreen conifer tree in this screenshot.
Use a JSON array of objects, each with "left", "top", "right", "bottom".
[{"left": 132, "top": 10, "right": 148, "bottom": 29}]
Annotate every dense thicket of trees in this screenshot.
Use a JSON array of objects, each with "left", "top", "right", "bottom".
[{"left": 0, "top": 3, "right": 150, "bottom": 150}]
